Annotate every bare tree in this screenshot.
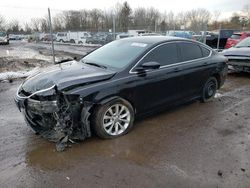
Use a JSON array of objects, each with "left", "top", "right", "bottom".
[
  {"left": 213, "top": 10, "right": 221, "bottom": 21},
  {"left": 53, "top": 14, "right": 65, "bottom": 31},
  {"left": 89, "top": 9, "right": 103, "bottom": 31},
  {"left": 62, "top": 10, "right": 82, "bottom": 31},
  {"left": 40, "top": 17, "right": 49, "bottom": 32},
  {"left": 243, "top": 4, "right": 250, "bottom": 20},
  {"left": 24, "top": 22, "right": 32, "bottom": 34},
  {"left": 133, "top": 7, "right": 147, "bottom": 29},
  {"left": 0, "top": 15, "right": 6, "bottom": 30},
  {"left": 117, "top": 1, "right": 132, "bottom": 32},
  {"left": 7, "top": 20, "right": 20, "bottom": 33},
  {"left": 186, "top": 9, "right": 211, "bottom": 32},
  {"left": 31, "top": 18, "right": 41, "bottom": 32},
  {"left": 79, "top": 10, "right": 89, "bottom": 30}
]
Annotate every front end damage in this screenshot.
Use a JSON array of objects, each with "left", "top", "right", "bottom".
[{"left": 15, "top": 85, "right": 93, "bottom": 151}]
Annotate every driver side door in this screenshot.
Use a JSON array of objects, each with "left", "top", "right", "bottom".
[{"left": 132, "top": 42, "right": 183, "bottom": 114}]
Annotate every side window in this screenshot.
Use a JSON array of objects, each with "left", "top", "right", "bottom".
[
  {"left": 141, "top": 43, "right": 179, "bottom": 66},
  {"left": 180, "top": 42, "right": 203, "bottom": 61},
  {"left": 200, "top": 46, "right": 211, "bottom": 57}
]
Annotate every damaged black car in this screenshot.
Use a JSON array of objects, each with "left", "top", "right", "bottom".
[{"left": 15, "top": 36, "right": 228, "bottom": 151}]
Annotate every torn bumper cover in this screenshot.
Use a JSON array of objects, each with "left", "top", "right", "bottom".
[{"left": 14, "top": 85, "right": 92, "bottom": 151}]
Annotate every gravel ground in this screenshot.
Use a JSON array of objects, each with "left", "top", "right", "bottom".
[
  {"left": 0, "top": 73, "right": 250, "bottom": 188},
  {"left": 0, "top": 41, "right": 250, "bottom": 188}
]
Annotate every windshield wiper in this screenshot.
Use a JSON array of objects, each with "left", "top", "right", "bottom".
[{"left": 84, "top": 61, "right": 107, "bottom": 69}]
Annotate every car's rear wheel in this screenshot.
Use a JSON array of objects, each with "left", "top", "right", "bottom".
[
  {"left": 93, "top": 98, "right": 134, "bottom": 139},
  {"left": 201, "top": 77, "right": 218, "bottom": 102}
]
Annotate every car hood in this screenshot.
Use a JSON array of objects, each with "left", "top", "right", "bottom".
[
  {"left": 221, "top": 47, "right": 250, "bottom": 59},
  {"left": 21, "top": 60, "right": 116, "bottom": 94}
]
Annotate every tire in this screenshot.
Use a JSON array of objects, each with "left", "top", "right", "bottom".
[
  {"left": 201, "top": 77, "right": 218, "bottom": 103},
  {"left": 69, "top": 39, "right": 75, "bottom": 44},
  {"left": 78, "top": 41, "right": 83, "bottom": 44},
  {"left": 92, "top": 98, "right": 135, "bottom": 139},
  {"left": 59, "top": 39, "right": 64, "bottom": 43}
]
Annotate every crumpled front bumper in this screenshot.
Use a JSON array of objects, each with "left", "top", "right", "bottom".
[
  {"left": 14, "top": 84, "right": 58, "bottom": 113},
  {"left": 14, "top": 84, "right": 92, "bottom": 151},
  {"left": 14, "top": 96, "right": 58, "bottom": 113}
]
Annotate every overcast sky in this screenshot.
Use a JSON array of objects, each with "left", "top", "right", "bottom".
[{"left": 0, "top": 0, "right": 249, "bottom": 24}]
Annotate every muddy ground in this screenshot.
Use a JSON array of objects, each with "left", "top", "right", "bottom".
[
  {"left": 0, "top": 41, "right": 95, "bottom": 73},
  {"left": 0, "top": 41, "right": 250, "bottom": 188},
  {"left": 0, "top": 73, "right": 250, "bottom": 188}
]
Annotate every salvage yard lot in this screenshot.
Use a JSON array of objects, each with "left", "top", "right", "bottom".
[{"left": 0, "top": 41, "right": 250, "bottom": 188}]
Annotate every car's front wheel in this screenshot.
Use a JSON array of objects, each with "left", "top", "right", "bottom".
[
  {"left": 93, "top": 98, "right": 134, "bottom": 139},
  {"left": 201, "top": 77, "right": 218, "bottom": 102}
]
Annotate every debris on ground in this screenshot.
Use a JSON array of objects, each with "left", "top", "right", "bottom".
[{"left": 218, "top": 170, "right": 223, "bottom": 177}]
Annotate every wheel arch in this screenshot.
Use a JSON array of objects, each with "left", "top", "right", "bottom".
[
  {"left": 211, "top": 73, "right": 221, "bottom": 89},
  {"left": 90, "top": 95, "right": 136, "bottom": 115}
]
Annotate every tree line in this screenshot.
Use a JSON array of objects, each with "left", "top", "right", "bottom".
[{"left": 0, "top": 2, "right": 249, "bottom": 34}]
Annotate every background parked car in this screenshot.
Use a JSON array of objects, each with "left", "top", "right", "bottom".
[
  {"left": 56, "top": 31, "right": 91, "bottom": 44},
  {"left": 221, "top": 37, "right": 250, "bottom": 73},
  {"left": 166, "top": 30, "right": 195, "bottom": 39},
  {"left": 8, "top": 34, "right": 24, "bottom": 41},
  {"left": 116, "top": 33, "right": 132, "bottom": 40},
  {"left": 224, "top": 32, "right": 250, "bottom": 49},
  {"left": 206, "top": 29, "right": 237, "bottom": 49},
  {"left": 86, "top": 33, "right": 107, "bottom": 45},
  {"left": 41, "top": 34, "right": 56, "bottom": 41},
  {"left": 0, "top": 31, "right": 9, "bottom": 44}
]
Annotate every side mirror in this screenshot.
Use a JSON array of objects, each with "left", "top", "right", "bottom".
[{"left": 141, "top": 61, "right": 161, "bottom": 70}]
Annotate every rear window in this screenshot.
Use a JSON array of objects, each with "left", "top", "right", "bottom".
[
  {"left": 200, "top": 46, "right": 211, "bottom": 57},
  {"left": 141, "top": 43, "right": 179, "bottom": 66},
  {"left": 230, "top": 34, "right": 241, "bottom": 39},
  {"left": 180, "top": 42, "right": 203, "bottom": 61},
  {"left": 57, "top": 33, "right": 66, "bottom": 37},
  {"left": 0, "top": 32, "right": 7, "bottom": 37}
]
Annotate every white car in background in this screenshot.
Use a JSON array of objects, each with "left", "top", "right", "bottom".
[
  {"left": 0, "top": 31, "right": 9, "bottom": 44},
  {"left": 56, "top": 32, "right": 91, "bottom": 44}
]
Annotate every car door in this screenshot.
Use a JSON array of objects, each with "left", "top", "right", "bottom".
[
  {"left": 131, "top": 42, "right": 183, "bottom": 113},
  {"left": 177, "top": 42, "right": 213, "bottom": 99}
]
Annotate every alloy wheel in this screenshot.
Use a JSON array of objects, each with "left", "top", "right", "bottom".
[{"left": 102, "top": 104, "right": 131, "bottom": 136}]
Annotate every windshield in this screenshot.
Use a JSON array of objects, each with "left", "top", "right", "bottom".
[
  {"left": 230, "top": 34, "right": 240, "bottom": 39},
  {"left": 235, "top": 37, "right": 250, "bottom": 48},
  {"left": 81, "top": 40, "right": 149, "bottom": 69},
  {"left": 0, "top": 32, "right": 7, "bottom": 37}
]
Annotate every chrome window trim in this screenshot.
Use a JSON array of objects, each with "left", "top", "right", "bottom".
[
  {"left": 16, "top": 84, "right": 56, "bottom": 99},
  {"left": 129, "top": 41, "right": 212, "bottom": 74}
]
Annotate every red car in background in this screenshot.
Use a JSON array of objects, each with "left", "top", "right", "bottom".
[{"left": 225, "top": 32, "right": 250, "bottom": 49}]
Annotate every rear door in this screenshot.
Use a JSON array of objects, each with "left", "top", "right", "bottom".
[{"left": 177, "top": 42, "right": 213, "bottom": 99}]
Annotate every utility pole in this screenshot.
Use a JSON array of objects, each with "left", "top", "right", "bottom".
[
  {"left": 48, "top": 8, "right": 55, "bottom": 64},
  {"left": 203, "top": 24, "right": 207, "bottom": 44},
  {"left": 154, "top": 19, "right": 157, "bottom": 33},
  {"left": 112, "top": 13, "right": 116, "bottom": 40},
  {"left": 217, "top": 24, "right": 222, "bottom": 51}
]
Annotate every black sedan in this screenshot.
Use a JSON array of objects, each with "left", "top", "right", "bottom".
[
  {"left": 15, "top": 36, "right": 228, "bottom": 150},
  {"left": 221, "top": 37, "right": 250, "bottom": 73}
]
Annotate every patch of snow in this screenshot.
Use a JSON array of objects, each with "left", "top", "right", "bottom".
[{"left": 0, "top": 67, "right": 40, "bottom": 81}]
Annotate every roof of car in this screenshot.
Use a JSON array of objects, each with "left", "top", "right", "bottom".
[
  {"left": 119, "top": 36, "right": 192, "bottom": 44},
  {"left": 234, "top": 31, "right": 250, "bottom": 35}
]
